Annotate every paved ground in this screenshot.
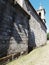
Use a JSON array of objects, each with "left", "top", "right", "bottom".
[{"left": 7, "top": 41, "right": 49, "bottom": 65}]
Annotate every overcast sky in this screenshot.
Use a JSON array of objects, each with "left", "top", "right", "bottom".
[{"left": 29, "top": 0, "right": 49, "bottom": 32}]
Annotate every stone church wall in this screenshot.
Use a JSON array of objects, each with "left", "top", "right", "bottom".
[
  {"left": 0, "top": 0, "right": 47, "bottom": 58},
  {"left": 0, "top": 0, "right": 30, "bottom": 58},
  {"left": 22, "top": 0, "right": 47, "bottom": 49}
]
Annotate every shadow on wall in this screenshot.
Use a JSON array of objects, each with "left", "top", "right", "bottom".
[
  {"left": 0, "top": 0, "right": 29, "bottom": 58},
  {"left": 23, "top": 1, "right": 36, "bottom": 53},
  {"left": 11, "top": 8, "right": 29, "bottom": 44},
  {"left": 28, "top": 28, "right": 36, "bottom": 53},
  {"left": 0, "top": 0, "right": 14, "bottom": 57},
  {"left": 11, "top": 23, "right": 22, "bottom": 44}
]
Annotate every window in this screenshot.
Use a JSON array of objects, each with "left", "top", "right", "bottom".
[{"left": 39, "top": 12, "right": 41, "bottom": 17}]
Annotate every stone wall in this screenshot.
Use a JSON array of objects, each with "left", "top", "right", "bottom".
[
  {"left": 22, "top": 0, "right": 47, "bottom": 51},
  {"left": 0, "top": 0, "right": 30, "bottom": 58},
  {"left": 0, "top": 0, "right": 47, "bottom": 57}
]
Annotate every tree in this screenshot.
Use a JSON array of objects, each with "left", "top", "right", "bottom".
[{"left": 47, "top": 33, "right": 49, "bottom": 40}]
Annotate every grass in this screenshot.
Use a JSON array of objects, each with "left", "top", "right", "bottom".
[{"left": 6, "top": 43, "right": 49, "bottom": 65}]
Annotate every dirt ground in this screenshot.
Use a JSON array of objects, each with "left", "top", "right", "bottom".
[{"left": 6, "top": 41, "right": 49, "bottom": 65}]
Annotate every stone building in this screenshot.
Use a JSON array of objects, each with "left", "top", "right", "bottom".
[
  {"left": 0, "top": 0, "right": 30, "bottom": 57},
  {"left": 15, "top": 0, "right": 47, "bottom": 51},
  {"left": 0, "top": 0, "right": 47, "bottom": 58}
]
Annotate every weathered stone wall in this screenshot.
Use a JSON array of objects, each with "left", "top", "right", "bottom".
[
  {"left": 22, "top": 0, "right": 47, "bottom": 49},
  {"left": 0, "top": 0, "right": 47, "bottom": 57},
  {"left": 0, "top": 0, "right": 30, "bottom": 58}
]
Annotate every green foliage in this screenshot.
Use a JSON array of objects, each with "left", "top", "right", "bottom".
[{"left": 47, "top": 33, "right": 49, "bottom": 40}]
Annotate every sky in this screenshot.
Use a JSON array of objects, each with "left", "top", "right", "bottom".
[{"left": 29, "top": 0, "right": 49, "bottom": 32}]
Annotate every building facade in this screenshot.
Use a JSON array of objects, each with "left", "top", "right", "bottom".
[
  {"left": 15, "top": 0, "right": 47, "bottom": 50},
  {"left": 0, "top": 0, "right": 30, "bottom": 57},
  {"left": 0, "top": 0, "right": 47, "bottom": 58}
]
